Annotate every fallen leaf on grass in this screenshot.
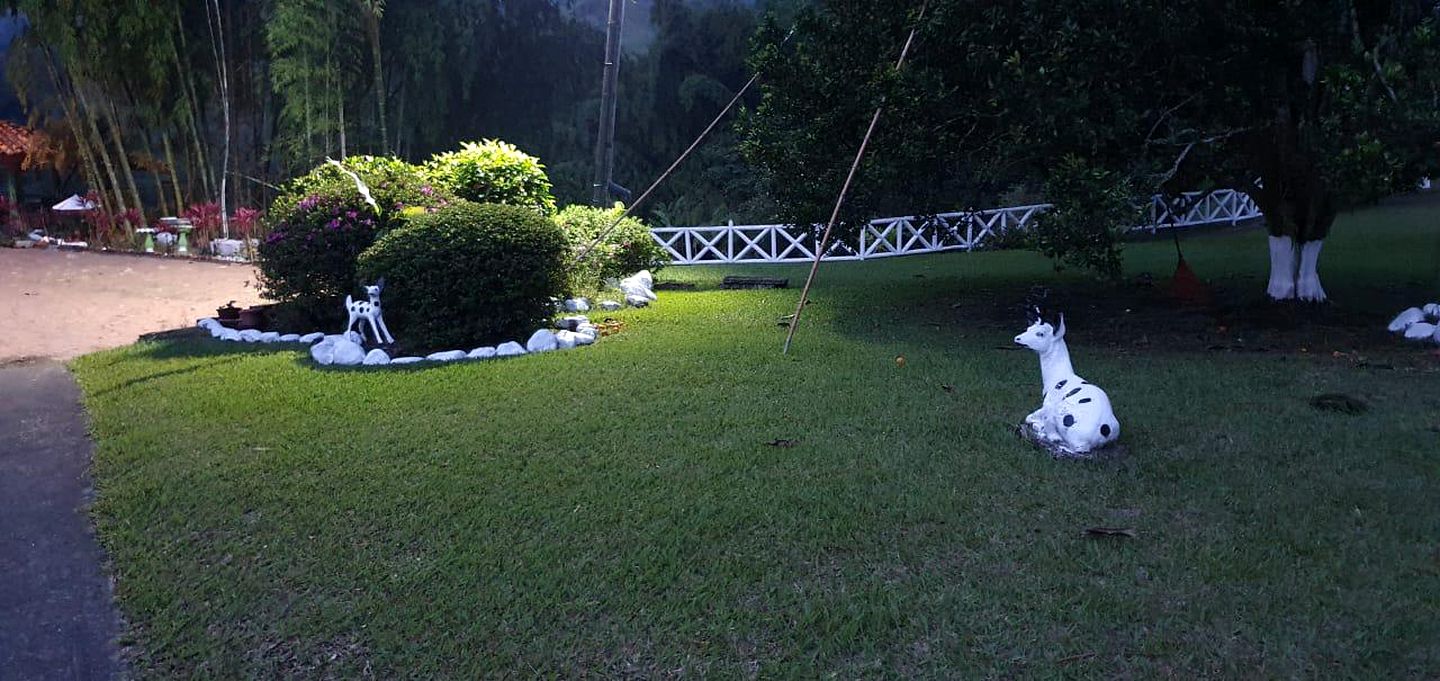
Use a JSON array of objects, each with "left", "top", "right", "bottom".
[
  {"left": 764, "top": 439, "right": 799, "bottom": 448},
  {"left": 940, "top": 384, "right": 954, "bottom": 393},
  {"left": 1084, "top": 527, "right": 1137, "bottom": 539},
  {"left": 895, "top": 355, "right": 906, "bottom": 368}
]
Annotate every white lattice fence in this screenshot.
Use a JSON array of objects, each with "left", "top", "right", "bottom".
[{"left": 652, "top": 188, "right": 1260, "bottom": 265}]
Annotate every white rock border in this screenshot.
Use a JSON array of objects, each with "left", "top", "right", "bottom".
[{"left": 196, "top": 313, "right": 609, "bottom": 369}]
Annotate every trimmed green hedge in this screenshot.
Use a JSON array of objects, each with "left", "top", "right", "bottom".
[{"left": 356, "top": 202, "right": 570, "bottom": 351}]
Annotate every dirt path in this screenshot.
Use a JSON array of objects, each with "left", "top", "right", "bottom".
[
  {"left": 0, "top": 359, "right": 126, "bottom": 680},
  {"left": 0, "top": 249, "right": 266, "bottom": 361}
]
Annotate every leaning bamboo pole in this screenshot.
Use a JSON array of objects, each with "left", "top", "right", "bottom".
[{"left": 783, "top": 0, "right": 930, "bottom": 355}]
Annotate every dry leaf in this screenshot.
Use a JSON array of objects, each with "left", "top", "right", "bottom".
[{"left": 895, "top": 355, "right": 907, "bottom": 368}]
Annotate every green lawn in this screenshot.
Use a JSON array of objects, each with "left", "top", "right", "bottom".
[{"left": 73, "top": 195, "right": 1440, "bottom": 678}]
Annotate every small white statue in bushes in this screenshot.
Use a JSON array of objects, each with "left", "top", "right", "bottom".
[
  {"left": 618, "top": 270, "right": 657, "bottom": 307},
  {"left": 1014, "top": 311, "right": 1120, "bottom": 456},
  {"left": 345, "top": 279, "right": 395, "bottom": 345}
]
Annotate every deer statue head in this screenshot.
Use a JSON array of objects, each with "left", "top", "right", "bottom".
[{"left": 1014, "top": 309, "right": 1066, "bottom": 355}]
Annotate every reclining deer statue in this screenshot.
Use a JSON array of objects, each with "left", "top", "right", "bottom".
[
  {"left": 344, "top": 279, "right": 395, "bottom": 345},
  {"left": 1014, "top": 310, "right": 1120, "bottom": 456}
]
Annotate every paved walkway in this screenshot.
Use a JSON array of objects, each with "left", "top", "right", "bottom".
[{"left": 0, "top": 359, "right": 125, "bottom": 681}]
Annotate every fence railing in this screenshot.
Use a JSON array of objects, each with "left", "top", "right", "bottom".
[{"left": 651, "top": 188, "right": 1260, "bottom": 265}]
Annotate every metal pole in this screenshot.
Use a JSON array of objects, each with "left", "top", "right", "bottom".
[{"left": 592, "top": 0, "right": 626, "bottom": 206}]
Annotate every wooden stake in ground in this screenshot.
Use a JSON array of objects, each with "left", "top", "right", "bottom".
[{"left": 782, "top": 1, "right": 930, "bottom": 355}]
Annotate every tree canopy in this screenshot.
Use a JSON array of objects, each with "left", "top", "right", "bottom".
[{"left": 742, "top": 0, "right": 1440, "bottom": 279}]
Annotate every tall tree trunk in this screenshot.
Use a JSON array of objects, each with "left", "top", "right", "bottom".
[
  {"left": 42, "top": 51, "right": 108, "bottom": 214},
  {"left": 163, "top": 133, "right": 184, "bottom": 211},
  {"left": 75, "top": 82, "right": 128, "bottom": 215},
  {"left": 103, "top": 99, "right": 147, "bottom": 224},
  {"left": 366, "top": 15, "right": 388, "bottom": 154},
  {"left": 206, "top": 0, "right": 232, "bottom": 238},
  {"left": 172, "top": 30, "right": 213, "bottom": 201},
  {"left": 395, "top": 79, "right": 407, "bottom": 158},
  {"left": 339, "top": 85, "right": 347, "bottom": 159}
]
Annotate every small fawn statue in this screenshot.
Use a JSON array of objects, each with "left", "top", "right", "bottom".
[
  {"left": 345, "top": 279, "right": 395, "bottom": 345},
  {"left": 1014, "top": 311, "right": 1120, "bottom": 456}
]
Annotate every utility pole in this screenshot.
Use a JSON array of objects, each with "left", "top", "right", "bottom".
[{"left": 591, "top": 0, "right": 625, "bottom": 206}]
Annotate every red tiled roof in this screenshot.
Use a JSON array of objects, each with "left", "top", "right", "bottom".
[{"left": 0, "top": 120, "right": 34, "bottom": 158}]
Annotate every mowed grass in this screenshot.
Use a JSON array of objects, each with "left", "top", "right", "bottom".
[{"left": 73, "top": 195, "right": 1440, "bottom": 678}]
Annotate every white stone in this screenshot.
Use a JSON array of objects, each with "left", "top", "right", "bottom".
[
  {"left": 211, "top": 238, "right": 246, "bottom": 258},
  {"left": 563, "top": 298, "right": 592, "bottom": 312},
  {"left": 363, "top": 349, "right": 391, "bottom": 366},
  {"left": 556, "top": 315, "right": 589, "bottom": 331},
  {"left": 554, "top": 330, "right": 579, "bottom": 349},
  {"left": 619, "top": 271, "right": 658, "bottom": 305},
  {"left": 391, "top": 356, "right": 425, "bottom": 365},
  {"left": 258, "top": 332, "right": 282, "bottom": 343},
  {"left": 310, "top": 337, "right": 365, "bottom": 365},
  {"left": 624, "top": 294, "right": 650, "bottom": 308},
  {"left": 279, "top": 333, "right": 302, "bottom": 342},
  {"left": 426, "top": 350, "right": 468, "bottom": 362},
  {"left": 1389, "top": 307, "right": 1425, "bottom": 333},
  {"left": 1403, "top": 322, "right": 1438, "bottom": 341},
  {"left": 299, "top": 332, "right": 325, "bottom": 344},
  {"left": 526, "top": 329, "right": 558, "bottom": 353},
  {"left": 573, "top": 328, "right": 597, "bottom": 346},
  {"left": 309, "top": 338, "right": 338, "bottom": 365},
  {"left": 495, "top": 341, "right": 527, "bottom": 357},
  {"left": 467, "top": 346, "right": 497, "bottom": 359},
  {"left": 197, "top": 318, "right": 220, "bottom": 329},
  {"left": 218, "top": 328, "right": 241, "bottom": 341},
  {"left": 238, "top": 329, "right": 264, "bottom": 342},
  {"left": 208, "top": 325, "right": 227, "bottom": 338},
  {"left": 1424, "top": 303, "right": 1440, "bottom": 320},
  {"left": 330, "top": 339, "right": 365, "bottom": 365},
  {"left": 599, "top": 300, "right": 622, "bottom": 311}
]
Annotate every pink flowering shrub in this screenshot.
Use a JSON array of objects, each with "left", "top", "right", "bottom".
[{"left": 258, "top": 156, "right": 452, "bottom": 311}]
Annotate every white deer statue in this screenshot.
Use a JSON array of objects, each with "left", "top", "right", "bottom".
[
  {"left": 344, "top": 279, "right": 395, "bottom": 345},
  {"left": 1014, "top": 310, "right": 1120, "bottom": 456}
]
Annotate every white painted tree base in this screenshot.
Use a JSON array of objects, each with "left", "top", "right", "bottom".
[
  {"left": 1266, "top": 236, "right": 1328, "bottom": 302},
  {"left": 1296, "top": 240, "right": 1327, "bottom": 302},
  {"left": 1266, "top": 236, "right": 1297, "bottom": 300}
]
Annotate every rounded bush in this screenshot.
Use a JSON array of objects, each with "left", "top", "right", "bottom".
[
  {"left": 258, "top": 157, "right": 452, "bottom": 312},
  {"left": 356, "top": 202, "right": 570, "bottom": 351},
  {"left": 554, "top": 203, "right": 670, "bottom": 289},
  {"left": 425, "top": 140, "right": 556, "bottom": 215}
]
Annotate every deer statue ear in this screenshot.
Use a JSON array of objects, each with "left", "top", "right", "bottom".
[
  {"left": 375, "top": 277, "right": 386, "bottom": 291},
  {"left": 1055, "top": 313, "right": 1067, "bottom": 339}
]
